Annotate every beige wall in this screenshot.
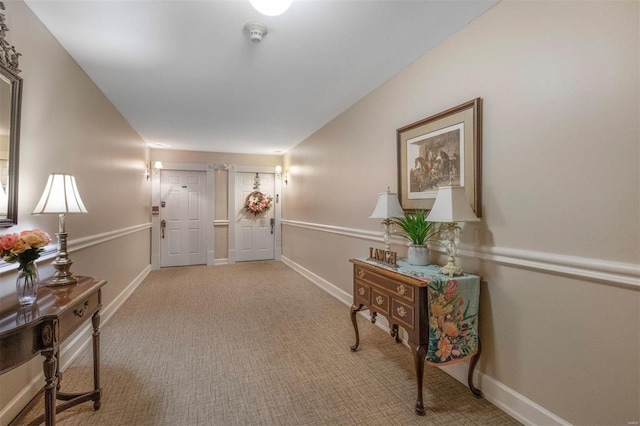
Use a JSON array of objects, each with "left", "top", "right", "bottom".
[
  {"left": 283, "top": 1, "right": 639, "bottom": 425},
  {"left": 0, "top": 1, "right": 150, "bottom": 422},
  {"left": 150, "top": 149, "right": 281, "bottom": 260}
]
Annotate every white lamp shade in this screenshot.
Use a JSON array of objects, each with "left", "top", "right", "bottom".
[
  {"left": 250, "top": 0, "right": 292, "bottom": 16},
  {"left": 427, "top": 186, "right": 479, "bottom": 223},
  {"left": 32, "top": 174, "right": 88, "bottom": 214},
  {"left": 369, "top": 190, "right": 404, "bottom": 219}
]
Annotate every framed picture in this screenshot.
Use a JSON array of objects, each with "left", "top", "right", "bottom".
[{"left": 397, "top": 98, "right": 482, "bottom": 217}]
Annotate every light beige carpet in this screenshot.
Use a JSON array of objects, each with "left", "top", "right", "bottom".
[{"left": 18, "top": 261, "right": 519, "bottom": 425}]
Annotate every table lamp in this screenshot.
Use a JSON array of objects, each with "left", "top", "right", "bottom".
[
  {"left": 32, "top": 174, "right": 88, "bottom": 286},
  {"left": 426, "top": 186, "right": 479, "bottom": 276},
  {"left": 369, "top": 188, "right": 404, "bottom": 252}
]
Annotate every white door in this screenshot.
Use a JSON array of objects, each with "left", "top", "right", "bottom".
[
  {"left": 235, "top": 172, "right": 275, "bottom": 262},
  {"left": 160, "top": 170, "right": 207, "bottom": 267}
]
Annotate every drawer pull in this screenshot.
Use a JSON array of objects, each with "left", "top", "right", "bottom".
[
  {"left": 358, "top": 287, "right": 366, "bottom": 296},
  {"left": 73, "top": 301, "right": 90, "bottom": 318},
  {"left": 397, "top": 285, "right": 407, "bottom": 295},
  {"left": 375, "top": 296, "right": 384, "bottom": 305},
  {"left": 357, "top": 269, "right": 366, "bottom": 279},
  {"left": 397, "top": 306, "right": 407, "bottom": 318}
]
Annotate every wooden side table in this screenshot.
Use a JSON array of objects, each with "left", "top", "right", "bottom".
[
  {"left": 0, "top": 276, "right": 106, "bottom": 426},
  {"left": 349, "top": 258, "right": 481, "bottom": 415}
]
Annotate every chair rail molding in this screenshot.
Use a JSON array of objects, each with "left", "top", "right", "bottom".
[
  {"left": 281, "top": 219, "right": 640, "bottom": 289},
  {"left": 0, "top": 223, "right": 151, "bottom": 275}
]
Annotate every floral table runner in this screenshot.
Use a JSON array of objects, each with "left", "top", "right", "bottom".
[{"left": 358, "top": 258, "right": 480, "bottom": 366}]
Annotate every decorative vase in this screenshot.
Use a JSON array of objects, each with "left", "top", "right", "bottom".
[
  {"left": 16, "top": 261, "right": 39, "bottom": 305},
  {"left": 16, "top": 303, "right": 40, "bottom": 325},
  {"left": 407, "top": 244, "right": 429, "bottom": 266}
]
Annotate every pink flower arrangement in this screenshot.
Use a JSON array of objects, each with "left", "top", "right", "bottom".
[
  {"left": 244, "top": 191, "right": 273, "bottom": 216},
  {"left": 0, "top": 229, "right": 52, "bottom": 268}
]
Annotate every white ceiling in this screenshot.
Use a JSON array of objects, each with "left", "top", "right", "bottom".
[{"left": 25, "top": 0, "right": 497, "bottom": 155}]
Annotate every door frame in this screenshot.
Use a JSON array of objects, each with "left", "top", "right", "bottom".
[
  {"left": 227, "top": 164, "right": 282, "bottom": 264},
  {"left": 151, "top": 162, "right": 215, "bottom": 270}
]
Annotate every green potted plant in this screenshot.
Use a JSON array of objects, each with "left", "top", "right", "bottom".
[{"left": 392, "top": 210, "right": 439, "bottom": 266}]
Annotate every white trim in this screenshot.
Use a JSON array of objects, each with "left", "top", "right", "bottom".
[
  {"left": 213, "top": 258, "right": 228, "bottom": 265},
  {"left": 157, "top": 162, "right": 209, "bottom": 171},
  {"left": 281, "top": 256, "right": 352, "bottom": 305},
  {"left": 227, "top": 164, "right": 282, "bottom": 264},
  {"left": 214, "top": 220, "right": 229, "bottom": 226},
  {"left": 281, "top": 219, "right": 640, "bottom": 288},
  {"left": 458, "top": 244, "right": 640, "bottom": 289},
  {"left": 0, "top": 265, "right": 151, "bottom": 425},
  {"left": 282, "top": 218, "right": 382, "bottom": 242},
  {"left": 151, "top": 165, "right": 215, "bottom": 269},
  {"left": 0, "top": 223, "right": 151, "bottom": 275},
  {"left": 207, "top": 169, "right": 215, "bottom": 266},
  {"left": 280, "top": 255, "right": 571, "bottom": 426},
  {"left": 227, "top": 166, "right": 236, "bottom": 264},
  {"left": 439, "top": 362, "right": 571, "bottom": 426}
]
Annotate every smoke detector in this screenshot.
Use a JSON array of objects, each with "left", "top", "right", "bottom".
[{"left": 244, "top": 22, "right": 268, "bottom": 43}]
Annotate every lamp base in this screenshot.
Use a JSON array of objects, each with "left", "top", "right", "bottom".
[
  {"left": 439, "top": 256, "right": 465, "bottom": 277},
  {"left": 41, "top": 229, "right": 79, "bottom": 287},
  {"left": 41, "top": 273, "right": 78, "bottom": 287}
]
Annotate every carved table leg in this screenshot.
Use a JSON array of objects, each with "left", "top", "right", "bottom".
[
  {"left": 92, "top": 312, "right": 102, "bottom": 410},
  {"left": 467, "top": 337, "right": 483, "bottom": 398},
  {"left": 350, "top": 304, "right": 364, "bottom": 352},
  {"left": 390, "top": 324, "right": 401, "bottom": 342},
  {"left": 42, "top": 349, "right": 58, "bottom": 426},
  {"left": 55, "top": 350, "right": 62, "bottom": 391},
  {"left": 410, "top": 343, "right": 428, "bottom": 416}
]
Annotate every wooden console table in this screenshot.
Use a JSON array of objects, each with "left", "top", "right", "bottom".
[
  {"left": 0, "top": 276, "right": 106, "bottom": 426},
  {"left": 349, "top": 258, "right": 482, "bottom": 415}
]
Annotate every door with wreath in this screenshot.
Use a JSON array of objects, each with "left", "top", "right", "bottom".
[{"left": 235, "top": 172, "right": 275, "bottom": 261}]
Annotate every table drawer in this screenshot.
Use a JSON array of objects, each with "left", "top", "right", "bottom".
[
  {"left": 59, "top": 292, "right": 100, "bottom": 342},
  {"left": 355, "top": 266, "right": 414, "bottom": 303},
  {"left": 354, "top": 280, "right": 371, "bottom": 305},
  {"left": 391, "top": 298, "right": 415, "bottom": 330},
  {"left": 370, "top": 288, "right": 389, "bottom": 315}
]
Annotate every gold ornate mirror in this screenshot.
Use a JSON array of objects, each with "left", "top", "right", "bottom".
[{"left": 0, "top": 1, "right": 22, "bottom": 227}]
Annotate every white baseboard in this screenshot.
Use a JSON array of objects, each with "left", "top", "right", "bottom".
[
  {"left": 281, "top": 256, "right": 352, "bottom": 305},
  {"left": 439, "top": 362, "right": 570, "bottom": 426},
  {"left": 0, "top": 265, "right": 152, "bottom": 425},
  {"left": 214, "top": 258, "right": 228, "bottom": 265},
  {"left": 280, "top": 256, "right": 569, "bottom": 426}
]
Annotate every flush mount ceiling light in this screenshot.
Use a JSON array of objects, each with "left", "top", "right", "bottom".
[
  {"left": 148, "top": 142, "right": 171, "bottom": 148},
  {"left": 250, "top": 0, "right": 292, "bottom": 16},
  {"left": 244, "top": 22, "right": 268, "bottom": 43}
]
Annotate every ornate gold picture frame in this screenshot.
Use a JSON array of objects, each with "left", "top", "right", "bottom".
[{"left": 397, "top": 98, "right": 482, "bottom": 216}]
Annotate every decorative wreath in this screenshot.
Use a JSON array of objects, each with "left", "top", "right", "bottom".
[{"left": 244, "top": 191, "right": 273, "bottom": 216}]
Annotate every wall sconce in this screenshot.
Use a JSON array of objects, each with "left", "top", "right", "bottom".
[
  {"left": 275, "top": 165, "right": 288, "bottom": 185},
  {"left": 146, "top": 161, "right": 163, "bottom": 180}
]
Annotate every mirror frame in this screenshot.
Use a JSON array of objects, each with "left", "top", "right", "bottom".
[
  {"left": 0, "top": 1, "right": 22, "bottom": 227},
  {"left": 0, "top": 64, "right": 21, "bottom": 227}
]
